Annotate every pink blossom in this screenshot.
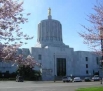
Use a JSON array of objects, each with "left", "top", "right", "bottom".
[{"left": 0, "top": 0, "right": 39, "bottom": 67}]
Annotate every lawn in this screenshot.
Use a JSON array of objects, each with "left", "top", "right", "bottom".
[{"left": 76, "top": 87, "right": 103, "bottom": 91}]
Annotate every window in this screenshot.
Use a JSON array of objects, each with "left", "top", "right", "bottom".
[
  {"left": 96, "top": 57, "right": 99, "bottom": 65},
  {"left": 0, "top": 58, "right": 2, "bottom": 62},
  {"left": 86, "top": 64, "right": 88, "bottom": 68},
  {"left": 85, "top": 57, "right": 88, "bottom": 61},
  {"left": 86, "top": 70, "right": 88, "bottom": 74},
  {"left": 38, "top": 54, "right": 42, "bottom": 60}
]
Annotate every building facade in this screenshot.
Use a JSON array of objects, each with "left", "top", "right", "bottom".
[{"left": 0, "top": 8, "right": 101, "bottom": 80}]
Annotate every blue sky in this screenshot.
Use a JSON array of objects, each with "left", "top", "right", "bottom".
[{"left": 20, "top": 0, "right": 102, "bottom": 51}]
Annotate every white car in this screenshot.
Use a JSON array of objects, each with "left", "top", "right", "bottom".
[
  {"left": 62, "top": 76, "right": 72, "bottom": 82},
  {"left": 73, "top": 77, "right": 82, "bottom": 82}
]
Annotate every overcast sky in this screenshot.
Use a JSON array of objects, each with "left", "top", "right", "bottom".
[{"left": 20, "top": 0, "right": 102, "bottom": 51}]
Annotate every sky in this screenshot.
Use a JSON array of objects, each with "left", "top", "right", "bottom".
[{"left": 20, "top": 0, "right": 102, "bottom": 51}]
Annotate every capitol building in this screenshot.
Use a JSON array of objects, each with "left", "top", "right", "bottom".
[{"left": 0, "top": 8, "right": 101, "bottom": 81}]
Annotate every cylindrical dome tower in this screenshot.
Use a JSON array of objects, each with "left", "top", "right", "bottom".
[{"left": 36, "top": 8, "right": 65, "bottom": 47}]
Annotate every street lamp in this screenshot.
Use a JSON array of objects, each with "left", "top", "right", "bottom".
[
  {"left": 39, "top": 63, "right": 42, "bottom": 80},
  {"left": 54, "top": 53, "right": 55, "bottom": 82},
  {"left": 89, "top": 73, "right": 91, "bottom": 78},
  {"left": 70, "top": 74, "right": 73, "bottom": 79},
  {"left": 2, "top": 74, "right": 4, "bottom": 80}
]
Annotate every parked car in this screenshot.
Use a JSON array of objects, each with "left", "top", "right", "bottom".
[
  {"left": 16, "top": 75, "right": 24, "bottom": 82},
  {"left": 92, "top": 76, "right": 100, "bottom": 81},
  {"left": 73, "top": 77, "right": 82, "bottom": 82},
  {"left": 62, "top": 76, "right": 72, "bottom": 82},
  {"left": 84, "top": 77, "right": 91, "bottom": 82}
]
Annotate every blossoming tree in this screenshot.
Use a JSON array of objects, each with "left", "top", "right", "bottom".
[
  {"left": 79, "top": 2, "right": 103, "bottom": 56},
  {"left": 0, "top": 0, "right": 39, "bottom": 68},
  {"left": 79, "top": 1, "right": 103, "bottom": 84}
]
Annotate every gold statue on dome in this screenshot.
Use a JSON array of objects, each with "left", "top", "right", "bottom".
[{"left": 48, "top": 8, "right": 51, "bottom": 16}]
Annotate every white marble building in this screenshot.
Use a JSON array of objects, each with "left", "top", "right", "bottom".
[{"left": 0, "top": 8, "right": 101, "bottom": 80}]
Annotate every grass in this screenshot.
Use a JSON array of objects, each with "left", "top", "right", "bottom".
[{"left": 76, "top": 87, "right": 103, "bottom": 91}]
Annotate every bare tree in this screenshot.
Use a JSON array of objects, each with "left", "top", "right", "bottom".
[{"left": 0, "top": 0, "right": 39, "bottom": 68}]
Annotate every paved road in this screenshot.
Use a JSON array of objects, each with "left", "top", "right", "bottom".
[{"left": 0, "top": 81, "right": 102, "bottom": 91}]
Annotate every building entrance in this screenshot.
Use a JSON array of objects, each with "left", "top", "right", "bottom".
[{"left": 56, "top": 58, "right": 66, "bottom": 76}]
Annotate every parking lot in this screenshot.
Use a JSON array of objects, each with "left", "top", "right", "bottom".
[{"left": 0, "top": 81, "right": 102, "bottom": 91}]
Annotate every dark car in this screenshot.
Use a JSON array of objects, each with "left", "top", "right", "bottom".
[
  {"left": 84, "top": 77, "right": 91, "bottom": 82},
  {"left": 16, "top": 75, "right": 24, "bottom": 82}
]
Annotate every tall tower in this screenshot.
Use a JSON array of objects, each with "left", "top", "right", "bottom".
[{"left": 36, "top": 8, "right": 66, "bottom": 47}]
